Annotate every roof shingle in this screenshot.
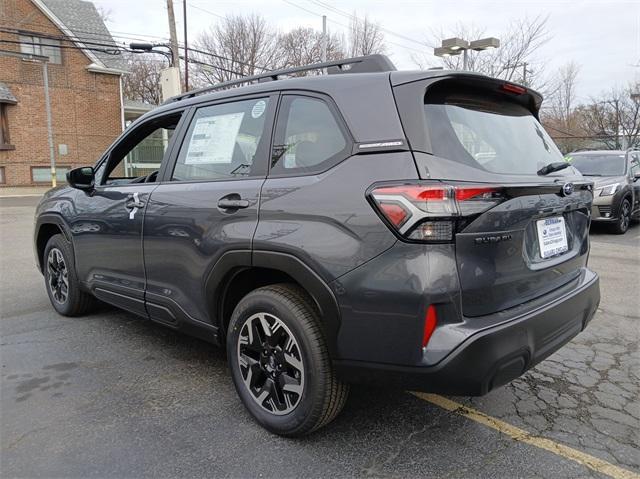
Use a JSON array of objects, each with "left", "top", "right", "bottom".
[{"left": 41, "top": 0, "right": 127, "bottom": 71}]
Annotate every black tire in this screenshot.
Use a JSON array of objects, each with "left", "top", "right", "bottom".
[
  {"left": 611, "top": 199, "right": 631, "bottom": 234},
  {"left": 43, "top": 234, "right": 95, "bottom": 316},
  {"left": 227, "top": 283, "right": 349, "bottom": 437}
]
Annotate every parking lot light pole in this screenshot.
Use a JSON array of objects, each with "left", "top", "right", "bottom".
[{"left": 434, "top": 37, "right": 500, "bottom": 71}]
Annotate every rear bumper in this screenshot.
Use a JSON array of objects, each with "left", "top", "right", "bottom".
[{"left": 334, "top": 270, "right": 600, "bottom": 396}]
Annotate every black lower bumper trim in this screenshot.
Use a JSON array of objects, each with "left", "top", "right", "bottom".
[{"left": 334, "top": 271, "right": 600, "bottom": 396}]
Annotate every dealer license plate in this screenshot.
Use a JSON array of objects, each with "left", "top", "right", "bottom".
[{"left": 536, "top": 216, "right": 569, "bottom": 259}]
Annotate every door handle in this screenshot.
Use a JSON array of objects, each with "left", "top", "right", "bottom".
[{"left": 218, "top": 198, "right": 250, "bottom": 209}]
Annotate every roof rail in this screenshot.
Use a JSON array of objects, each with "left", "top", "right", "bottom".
[{"left": 164, "top": 54, "right": 396, "bottom": 104}]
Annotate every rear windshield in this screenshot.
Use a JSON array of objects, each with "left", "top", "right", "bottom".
[
  {"left": 568, "top": 154, "right": 626, "bottom": 176},
  {"left": 424, "top": 93, "right": 564, "bottom": 175}
]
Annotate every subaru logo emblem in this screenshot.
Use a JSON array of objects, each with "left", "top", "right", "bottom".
[{"left": 562, "top": 183, "right": 574, "bottom": 196}]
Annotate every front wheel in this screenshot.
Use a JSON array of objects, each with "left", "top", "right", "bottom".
[
  {"left": 227, "top": 284, "right": 348, "bottom": 436},
  {"left": 43, "top": 234, "right": 95, "bottom": 316},
  {"left": 611, "top": 199, "right": 631, "bottom": 234}
]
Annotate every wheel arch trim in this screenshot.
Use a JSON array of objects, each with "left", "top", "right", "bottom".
[
  {"left": 34, "top": 214, "right": 73, "bottom": 273},
  {"left": 204, "top": 250, "right": 342, "bottom": 357}
]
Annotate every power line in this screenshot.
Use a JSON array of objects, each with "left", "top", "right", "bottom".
[
  {"left": 187, "top": 46, "right": 270, "bottom": 72},
  {"left": 2, "top": 26, "right": 268, "bottom": 74},
  {"left": 187, "top": 3, "right": 224, "bottom": 19},
  {"left": 0, "top": 27, "right": 126, "bottom": 51},
  {"left": 0, "top": 37, "right": 124, "bottom": 56},
  {"left": 7, "top": 18, "right": 172, "bottom": 45},
  {"left": 182, "top": 55, "right": 245, "bottom": 77},
  {"left": 280, "top": 0, "right": 426, "bottom": 54},
  {"left": 307, "top": 0, "right": 427, "bottom": 48}
]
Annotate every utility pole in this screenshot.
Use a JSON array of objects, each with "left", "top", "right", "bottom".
[
  {"left": 183, "top": 0, "right": 189, "bottom": 91},
  {"left": 166, "top": 0, "right": 180, "bottom": 69},
  {"left": 322, "top": 15, "right": 327, "bottom": 62},
  {"left": 42, "top": 61, "right": 56, "bottom": 187},
  {"left": 322, "top": 15, "right": 327, "bottom": 74}
]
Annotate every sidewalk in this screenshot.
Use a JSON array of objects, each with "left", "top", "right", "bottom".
[{"left": 0, "top": 186, "right": 52, "bottom": 197}]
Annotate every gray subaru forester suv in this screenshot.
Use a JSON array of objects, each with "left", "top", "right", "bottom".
[
  {"left": 34, "top": 55, "right": 600, "bottom": 436},
  {"left": 568, "top": 150, "right": 640, "bottom": 234}
]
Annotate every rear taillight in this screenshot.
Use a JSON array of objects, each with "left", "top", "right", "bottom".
[{"left": 369, "top": 182, "right": 503, "bottom": 242}]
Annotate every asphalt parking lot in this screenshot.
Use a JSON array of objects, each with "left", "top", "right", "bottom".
[{"left": 1, "top": 196, "right": 639, "bottom": 478}]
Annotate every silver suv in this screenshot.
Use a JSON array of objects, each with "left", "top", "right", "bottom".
[{"left": 569, "top": 150, "right": 640, "bottom": 234}]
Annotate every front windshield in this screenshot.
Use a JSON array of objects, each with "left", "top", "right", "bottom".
[
  {"left": 568, "top": 154, "right": 626, "bottom": 176},
  {"left": 425, "top": 98, "right": 564, "bottom": 175}
]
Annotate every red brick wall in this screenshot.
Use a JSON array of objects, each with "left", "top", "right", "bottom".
[{"left": 0, "top": 0, "right": 123, "bottom": 186}]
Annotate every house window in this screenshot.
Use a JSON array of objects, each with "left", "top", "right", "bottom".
[
  {"left": 0, "top": 167, "right": 5, "bottom": 185},
  {"left": 0, "top": 104, "right": 13, "bottom": 150},
  {"left": 19, "top": 35, "right": 62, "bottom": 64},
  {"left": 31, "top": 166, "right": 70, "bottom": 183}
]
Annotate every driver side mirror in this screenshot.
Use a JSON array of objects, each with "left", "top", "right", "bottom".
[{"left": 67, "top": 166, "right": 95, "bottom": 191}]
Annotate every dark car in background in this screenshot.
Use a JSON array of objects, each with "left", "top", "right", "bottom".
[
  {"left": 568, "top": 150, "right": 640, "bottom": 234},
  {"left": 34, "top": 55, "right": 600, "bottom": 436}
]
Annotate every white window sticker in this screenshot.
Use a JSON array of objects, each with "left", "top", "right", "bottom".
[
  {"left": 251, "top": 100, "right": 266, "bottom": 119},
  {"left": 184, "top": 112, "right": 245, "bottom": 165}
]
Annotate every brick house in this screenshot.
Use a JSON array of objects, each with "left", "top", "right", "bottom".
[{"left": 0, "top": 0, "right": 128, "bottom": 187}]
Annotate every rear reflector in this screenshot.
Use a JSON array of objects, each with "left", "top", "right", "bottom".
[{"left": 422, "top": 305, "right": 438, "bottom": 349}]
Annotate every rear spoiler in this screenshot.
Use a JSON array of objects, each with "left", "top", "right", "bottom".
[{"left": 390, "top": 71, "right": 543, "bottom": 116}]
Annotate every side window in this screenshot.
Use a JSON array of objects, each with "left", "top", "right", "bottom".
[
  {"left": 101, "top": 112, "right": 183, "bottom": 186},
  {"left": 172, "top": 97, "right": 270, "bottom": 181},
  {"left": 271, "top": 95, "right": 350, "bottom": 175},
  {"left": 630, "top": 153, "right": 640, "bottom": 177}
]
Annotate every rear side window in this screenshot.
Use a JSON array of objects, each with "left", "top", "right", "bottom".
[
  {"left": 629, "top": 153, "right": 640, "bottom": 177},
  {"left": 270, "top": 95, "right": 350, "bottom": 175},
  {"left": 424, "top": 87, "right": 563, "bottom": 175},
  {"left": 172, "top": 97, "right": 270, "bottom": 181}
]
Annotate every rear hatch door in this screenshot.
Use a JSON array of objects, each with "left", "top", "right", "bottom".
[{"left": 392, "top": 74, "right": 593, "bottom": 317}]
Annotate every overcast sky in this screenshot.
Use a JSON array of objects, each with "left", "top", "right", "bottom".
[{"left": 95, "top": 0, "right": 639, "bottom": 102}]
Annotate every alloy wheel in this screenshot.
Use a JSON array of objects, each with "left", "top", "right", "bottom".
[
  {"left": 621, "top": 202, "right": 630, "bottom": 232},
  {"left": 236, "top": 312, "right": 305, "bottom": 415},
  {"left": 47, "top": 248, "right": 69, "bottom": 304}
]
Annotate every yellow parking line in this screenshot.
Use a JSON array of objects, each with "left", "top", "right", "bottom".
[{"left": 412, "top": 392, "right": 640, "bottom": 479}]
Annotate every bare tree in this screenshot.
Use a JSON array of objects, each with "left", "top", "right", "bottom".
[
  {"left": 96, "top": 5, "right": 112, "bottom": 22},
  {"left": 122, "top": 54, "right": 164, "bottom": 105},
  {"left": 191, "top": 14, "right": 281, "bottom": 86},
  {"left": 546, "top": 62, "right": 580, "bottom": 124},
  {"left": 541, "top": 62, "right": 587, "bottom": 152},
  {"left": 278, "top": 27, "right": 345, "bottom": 70},
  {"left": 347, "top": 13, "right": 386, "bottom": 57},
  {"left": 580, "top": 83, "right": 640, "bottom": 149},
  {"left": 413, "top": 15, "right": 550, "bottom": 90}
]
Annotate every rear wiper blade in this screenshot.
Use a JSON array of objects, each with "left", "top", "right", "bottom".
[{"left": 537, "top": 162, "right": 571, "bottom": 176}]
